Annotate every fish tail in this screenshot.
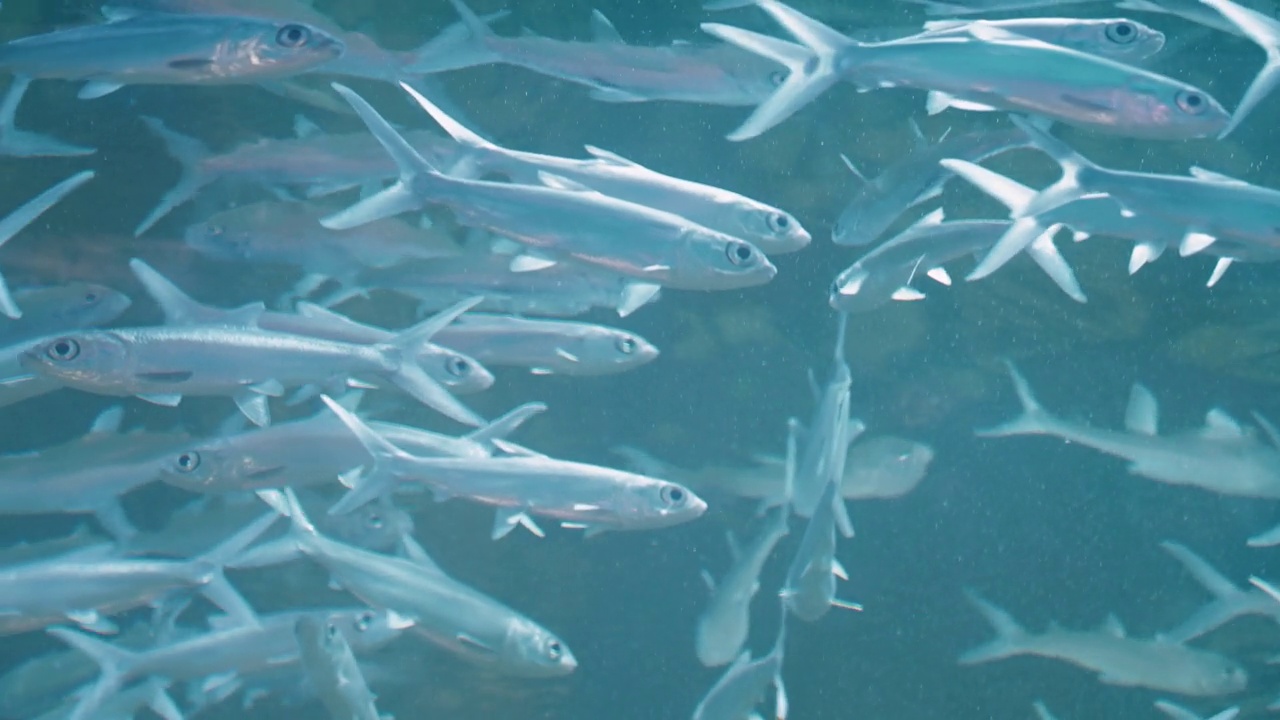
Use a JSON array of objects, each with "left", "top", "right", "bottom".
[
  {"left": 401, "top": 77, "right": 496, "bottom": 152},
  {"left": 1198, "top": 0, "right": 1280, "bottom": 137},
  {"left": 319, "top": 395, "right": 415, "bottom": 515},
  {"left": 0, "top": 169, "right": 94, "bottom": 319},
  {"left": 379, "top": 297, "right": 486, "bottom": 427},
  {"left": 958, "top": 589, "right": 1029, "bottom": 665},
  {"left": 975, "top": 360, "right": 1060, "bottom": 438},
  {"left": 46, "top": 627, "right": 136, "bottom": 720},
  {"left": 135, "top": 117, "right": 213, "bottom": 237},
  {"left": 186, "top": 511, "right": 276, "bottom": 626},
  {"left": 403, "top": 2, "right": 505, "bottom": 73},
  {"left": 258, "top": 487, "right": 321, "bottom": 536},
  {"left": 1024, "top": 227, "right": 1087, "bottom": 304},
  {"left": 702, "top": 0, "right": 851, "bottom": 141},
  {"left": 1007, "top": 116, "right": 1096, "bottom": 218},
  {"left": 321, "top": 83, "right": 436, "bottom": 231},
  {"left": 0, "top": 75, "right": 96, "bottom": 157}
]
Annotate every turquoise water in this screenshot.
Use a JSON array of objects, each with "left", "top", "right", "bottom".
[{"left": 0, "top": 0, "right": 1277, "bottom": 718}]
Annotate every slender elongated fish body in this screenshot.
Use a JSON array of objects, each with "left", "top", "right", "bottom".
[
  {"left": 295, "top": 614, "right": 383, "bottom": 720},
  {"left": 704, "top": 0, "right": 1227, "bottom": 140},
  {"left": 433, "top": 314, "right": 660, "bottom": 376},
  {"left": 0, "top": 511, "right": 275, "bottom": 636},
  {"left": 696, "top": 508, "right": 789, "bottom": 666},
  {"left": 408, "top": 86, "right": 808, "bottom": 253},
  {"left": 833, "top": 126, "right": 1030, "bottom": 247},
  {"left": 961, "top": 591, "right": 1248, "bottom": 696},
  {"left": 783, "top": 482, "right": 861, "bottom": 622},
  {"left": 1159, "top": 541, "right": 1280, "bottom": 643},
  {"left": 692, "top": 602, "right": 788, "bottom": 720},
  {"left": 322, "top": 82, "right": 777, "bottom": 292},
  {"left": 260, "top": 488, "right": 578, "bottom": 678},
  {"left": 47, "top": 607, "right": 400, "bottom": 720},
  {"left": 979, "top": 362, "right": 1280, "bottom": 498},
  {"left": 919, "top": 17, "right": 1166, "bottom": 62},
  {"left": 792, "top": 314, "right": 856, "bottom": 519},
  {"left": 0, "top": 12, "right": 343, "bottom": 94},
  {"left": 426, "top": 0, "right": 785, "bottom": 106}
]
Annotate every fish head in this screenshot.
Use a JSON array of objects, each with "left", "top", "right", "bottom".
[
  {"left": 327, "top": 608, "right": 405, "bottom": 653},
  {"left": 829, "top": 264, "right": 890, "bottom": 313},
  {"left": 724, "top": 201, "right": 811, "bottom": 254},
  {"left": 184, "top": 217, "right": 256, "bottom": 262},
  {"left": 501, "top": 617, "right": 577, "bottom": 677},
  {"left": 234, "top": 19, "right": 346, "bottom": 77},
  {"left": 623, "top": 479, "right": 708, "bottom": 528},
  {"left": 1184, "top": 654, "right": 1248, "bottom": 696},
  {"left": 564, "top": 329, "right": 660, "bottom": 375},
  {"left": 158, "top": 436, "right": 285, "bottom": 492},
  {"left": 319, "top": 497, "right": 414, "bottom": 552},
  {"left": 44, "top": 282, "right": 133, "bottom": 328},
  {"left": 844, "top": 436, "right": 934, "bottom": 499},
  {"left": 1086, "top": 19, "right": 1165, "bottom": 62},
  {"left": 676, "top": 229, "right": 777, "bottom": 290},
  {"left": 414, "top": 346, "right": 494, "bottom": 394},
  {"left": 1110, "top": 77, "right": 1229, "bottom": 139},
  {"left": 19, "top": 332, "right": 132, "bottom": 385}
]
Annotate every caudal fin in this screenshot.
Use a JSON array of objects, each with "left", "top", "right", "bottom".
[
  {"left": 974, "top": 360, "right": 1060, "bottom": 438},
  {"left": 135, "top": 117, "right": 213, "bottom": 236},
  {"left": 0, "top": 76, "right": 96, "bottom": 158},
  {"left": 381, "top": 297, "right": 486, "bottom": 426},
  {"left": 958, "top": 589, "right": 1029, "bottom": 665},
  {"left": 702, "top": 0, "right": 852, "bottom": 141},
  {"left": 0, "top": 169, "right": 95, "bottom": 318},
  {"left": 46, "top": 627, "right": 139, "bottom": 720},
  {"left": 402, "top": 5, "right": 508, "bottom": 73},
  {"left": 321, "top": 395, "right": 415, "bottom": 515},
  {"left": 1006, "top": 116, "right": 1098, "bottom": 219},
  {"left": 187, "top": 511, "right": 277, "bottom": 627}
]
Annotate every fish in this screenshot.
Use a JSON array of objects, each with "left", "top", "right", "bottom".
[
  {"left": 418, "top": 0, "right": 789, "bottom": 106},
  {"left": 406, "top": 85, "right": 810, "bottom": 254},
  {"left": 898, "top": 0, "right": 1101, "bottom": 15},
  {"left": 832, "top": 123, "right": 1030, "bottom": 247},
  {"left": 790, "top": 314, "right": 859, "bottom": 532},
  {"left": 18, "top": 286, "right": 489, "bottom": 427},
  {"left": 321, "top": 395, "right": 708, "bottom": 539},
  {"left": 134, "top": 116, "right": 463, "bottom": 236},
  {"left": 432, "top": 314, "right": 660, "bottom": 376},
  {"left": 0, "top": 10, "right": 344, "bottom": 100},
  {"left": 323, "top": 82, "right": 778, "bottom": 293},
  {"left": 691, "top": 599, "right": 789, "bottom": 720},
  {"left": 0, "top": 405, "right": 193, "bottom": 540},
  {"left": 977, "top": 361, "right": 1280, "bottom": 500},
  {"left": 258, "top": 487, "right": 578, "bottom": 677},
  {"left": 0, "top": 510, "right": 275, "bottom": 636},
  {"left": 614, "top": 434, "right": 934, "bottom": 503},
  {"left": 916, "top": 18, "right": 1166, "bottom": 62},
  {"left": 47, "top": 606, "right": 402, "bottom": 720},
  {"left": 1159, "top": 541, "right": 1280, "bottom": 643},
  {"left": 959, "top": 590, "right": 1248, "bottom": 696},
  {"left": 696, "top": 507, "right": 789, "bottom": 666},
  {"left": 130, "top": 258, "right": 494, "bottom": 399},
  {"left": 158, "top": 395, "right": 543, "bottom": 495},
  {"left": 1186, "top": 0, "right": 1280, "bottom": 136},
  {"left": 0, "top": 282, "right": 131, "bottom": 348},
  {"left": 182, "top": 201, "right": 461, "bottom": 294},
  {"left": 781, "top": 481, "right": 863, "bottom": 622},
  {"left": 830, "top": 208, "right": 1086, "bottom": 312},
  {"left": 702, "top": 0, "right": 1228, "bottom": 140},
  {"left": 295, "top": 614, "right": 384, "bottom": 720},
  {"left": 355, "top": 251, "right": 665, "bottom": 318},
  {"left": 0, "top": 170, "right": 95, "bottom": 319},
  {"left": 1117, "top": 0, "right": 1280, "bottom": 37},
  {"left": 0, "top": 76, "right": 95, "bottom": 157}
]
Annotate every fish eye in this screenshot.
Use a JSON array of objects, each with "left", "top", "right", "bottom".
[
  {"left": 616, "top": 336, "right": 637, "bottom": 354},
  {"left": 327, "top": 622, "right": 342, "bottom": 640},
  {"left": 276, "top": 24, "right": 311, "bottom": 48},
  {"left": 725, "top": 241, "right": 757, "bottom": 267},
  {"left": 546, "top": 640, "right": 563, "bottom": 660},
  {"left": 659, "top": 485, "right": 686, "bottom": 506},
  {"left": 174, "top": 451, "right": 201, "bottom": 473},
  {"left": 367, "top": 513, "right": 384, "bottom": 530},
  {"left": 446, "top": 356, "right": 471, "bottom": 377},
  {"left": 767, "top": 213, "right": 791, "bottom": 232},
  {"left": 1105, "top": 21, "right": 1136, "bottom": 44},
  {"left": 355, "top": 612, "right": 374, "bottom": 632},
  {"left": 82, "top": 292, "right": 98, "bottom": 303},
  {"left": 46, "top": 338, "right": 80, "bottom": 361},
  {"left": 208, "top": 224, "right": 224, "bottom": 237},
  {"left": 1176, "top": 90, "right": 1206, "bottom": 115},
  {"left": 768, "top": 70, "right": 786, "bottom": 87}
]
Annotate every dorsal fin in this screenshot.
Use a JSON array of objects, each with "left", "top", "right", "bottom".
[
  {"left": 583, "top": 144, "right": 640, "bottom": 166},
  {"left": 1189, "top": 166, "right": 1249, "bottom": 186},
  {"left": 589, "top": 9, "right": 625, "bottom": 43},
  {"left": 1202, "top": 408, "right": 1245, "bottom": 439}
]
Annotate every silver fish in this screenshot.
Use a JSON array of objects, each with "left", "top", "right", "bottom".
[
  {"left": 918, "top": 17, "right": 1166, "bottom": 61},
  {"left": 960, "top": 590, "right": 1248, "bottom": 696},
  {"left": 703, "top": 0, "right": 1228, "bottom": 140},
  {"left": 408, "top": 87, "right": 810, "bottom": 254},
  {"left": 295, "top": 614, "right": 383, "bottom": 720},
  {"left": 433, "top": 314, "right": 660, "bottom": 376},
  {"left": 48, "top": 606, "right": 401, "bottom": 720},
  {"left": 0, "top": 76, "right": 95, "bottom": 157},
  {"left": 31, "top": 677, "right": 181, "bottom": 720},
  {"left": 833, "top": 123, "right": 1030, "bottom": 247},
  {"left": 0, "top": 282, "right": 131, "bottom": 348},
  {"left": 0, "top": 10, "right": 344, "bottom": 100},
  {"left": 419, "top": 0, "right": 787, "bottom": 106},
  {"left": 978, "top": 361, "right": 1280, "bottom": 500},
  {"left": 18, "top": 297, "right": 488, "bottom": 428},
  {"left": 1160, "top": 541, "right": 1280, "bottom": 643},
  {"left": 691, "top": 602, "right": 789, "bottom": 720},
  {"left": 899, "top": 0, "right": 1101, "bottom": 15},
  {"left": 696, "top": 507, "right": 788, "bottom": 667},
  {"left": 791, "top": 314, "right": 858, "bottom": 527},
  {"left": 830, "top": 208, "right": 1085, "bottom": 312},
  {"left": 0, "top": 511, "right": 275, "bottom": 636},
  {"left": 781, "top": 481, "right": 863, "bottom": 622},
  {"left": 322, "top": 395, "right": 707, "bottom": 539},
  {"left": 323, "top": 82, "right": 778, "bottom": 293},
  {"left": 259, "top": 488, "right": 577, "bottom": 677},
  {"left": 0, "top": 170, "right": 95, "bottom": 319}
]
